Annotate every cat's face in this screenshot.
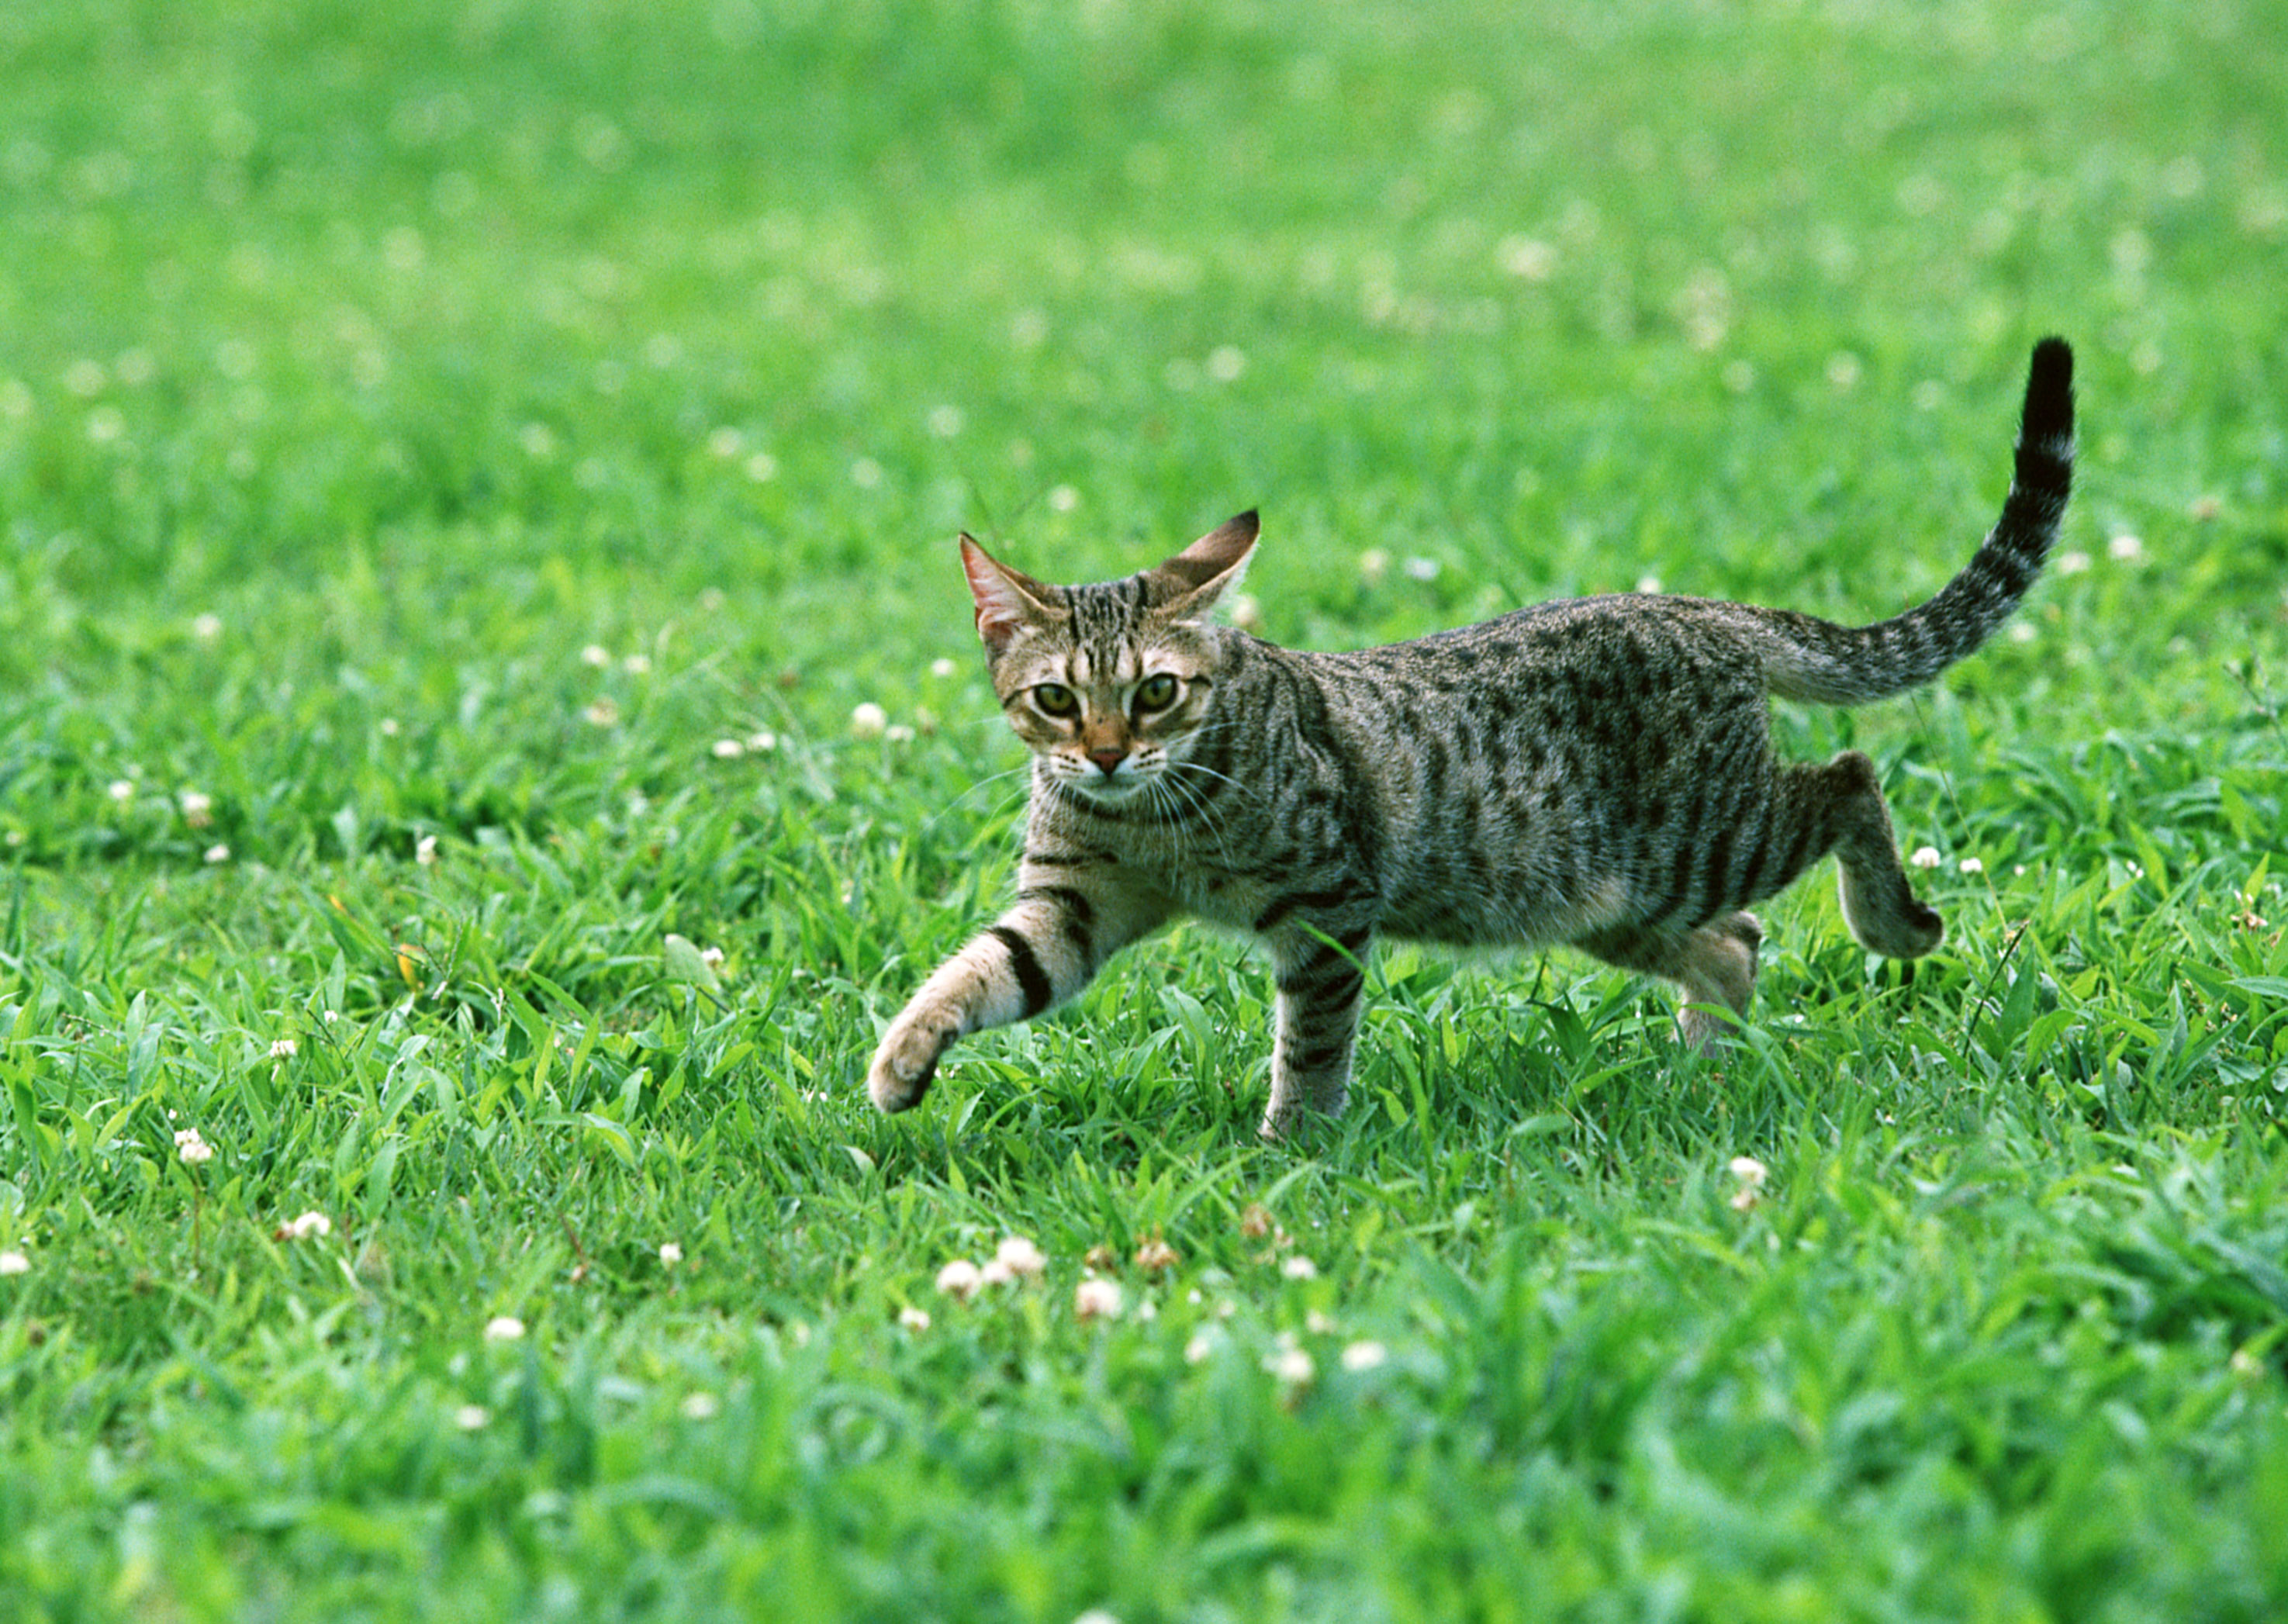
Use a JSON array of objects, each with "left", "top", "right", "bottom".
[{"left": 961, "top": 513, "right": 1257, "bottom": 806}]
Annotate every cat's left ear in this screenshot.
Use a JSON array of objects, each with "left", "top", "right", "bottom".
[{"left": 1149, "top": 510, "right": 1258, "bottom": 621}]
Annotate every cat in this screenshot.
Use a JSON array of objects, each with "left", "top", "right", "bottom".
[{"left": 869, "top": 338, "right": 2075, "bottom": 1137}]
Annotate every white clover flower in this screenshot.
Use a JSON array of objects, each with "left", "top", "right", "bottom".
[
  {"left": 268, "top": 1038, "right": 298, "bottom": 1060},
  {"left": 746, "top": 730, "right": 779, "bottom": 752},
  {"left": 191, "top": 613, "right": 223, "bottom": 641},
  {"left": 976, "top": 1257, "right": 1018, "bottom": 1288},
  {"left": 454, "top": 1404, "right": 491, "bottom": 1431},
  {"left": 935, "top": 1259, "right": 984, "bottom": 1301},
  {"left": 622, "top": 653, "right": 651, "bottom": 676},
  {"left": 926, "top": 405, "right": 965, "bottom": 438},
  {"left": 850, "top": 457, "right": 884, "bottom": 489},
  {"left": 898, "top": 1305, "right": 931, "bottom": 1332},
  {"left": 582, "top": 698, "right": 620, "bottom": 727},
  {"left": 1228, "top": 594, "right": 1265, "bottom": 634},
  {"left": 745, "top": 451, "right": 778, "bottom": 482},
  {"left": 1497, "top": 235, "right": 1557, "bottom": 282},
  {"left": 1047, "top": 484, "right": 1080, "bottom": 513},
  {"left": 929, "top": 657, "right": 959, "bottom": 679},
  {"left": 1263, "top": 1345, "right": 1315, "bottom": 1387},
  {"left": 1727, "top": 1155, "right": 1768, "bottom": 1187},
  {"left": 658, "top": 1242, "right": 683, "bottom": 1266},
  {"left": 415, "top": 833, "right": 437, "bottom": 866},
  {"left": 1073, "top": 1278, "right": 1124, "bottom": 1322},
  {"left": 1402, "top": 555, "right": 1440, "bottom": 582},
  {"left": 2107, "top": 533, "right": 2144, "bottom": 561},
  {"left": 203, "top": 844, "right": 230, "bottom": 864},
  {"left": 884, "top": 724, "right": 916, "bottom": 745},
  {"left": 483, "top": 1315, "right": 526, "bottom": 1342},
  {"left": 994, "top": 1235, "right": 1048, "bottom": 1280},
  {"left": 706, "top": 426, "right": 744, "bottom": 457},
  {"left": 1958, "top": 856, "right": 1986, "bottom": 876},
  {"left": 174, "top": 1128, "right": 213, "bottom": 1165},
  {"left": 2056, "top": 551, "right": 2092, "bottom": 575},
  {"left": 1183, "top": 1330, "right": 1219, "bottom": 1364},
  {"left": 0, "top": 1250, "right": 29, "bottom": 1276},
  {"left": 848, "top": 703, "right": 888, "bottom": 740},
  {"left": 1635, "top": 575, "right": 1662, "bottom": 595},
  {"left": 1206, "top": 344, "right": 1246, "bottom": 382},
  {"left": 1358, "top": 548, "right": 1391, "bottom": 583},
  {"left": 579, "top": 643, "right": 612, "bottom": 668},
  {"left": 179, "top": 790, "right": 214, "bottom": 828},
  {"left": 1305, "top": 1308, "right": 1335, "bottom": 1335},
  {"left": 680, "top": 1391, "right": 721, "bottom": 1420},
  {"left": 282, "top": 1211, "right": 331, "bottom": 1241},
  {"left": 1910, "top": 845, "right": 1943, "bottom": 869},
  {"left": 1280, "top": 1255, "right": 1318, "bottom": 1281},
  {"left": 1134, "top": 1238, "right": 1179, "bottom": 1273},
  {"left": 107, "top": 779, "right": 134, "bottom": 803},
  {"left": 1340, "top": 1339, "right": 1390, "bottom": 1372},
  {"left": 710, "top": 738, "right": 745, "bottom": 758}
]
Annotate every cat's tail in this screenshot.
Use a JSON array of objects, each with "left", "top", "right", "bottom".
[{"left": 1755, "top": 337, "right": 2075, "bottom": 706}]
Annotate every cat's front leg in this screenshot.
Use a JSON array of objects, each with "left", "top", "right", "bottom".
[
  {"left": 1260, "top": 922, "right": 1375, "bottom": 1138},
  {"left": 868, "top": 876, "right": 1170, "bottom": 1112}
]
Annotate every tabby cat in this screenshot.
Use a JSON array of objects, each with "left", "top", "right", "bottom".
[{"left": 869, "top": 338, "right": 2075, "bottom": 1136}]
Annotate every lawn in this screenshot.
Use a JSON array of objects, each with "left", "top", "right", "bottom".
[{"left": 2, "top": 0, "right": 2286, "bottom": 1618}]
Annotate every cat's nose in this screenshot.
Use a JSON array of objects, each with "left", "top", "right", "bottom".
[{"left": 1086, "top": 747, "right": 1127, "bottom": 776}]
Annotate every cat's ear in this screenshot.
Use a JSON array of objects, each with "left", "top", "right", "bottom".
[
  {"left": 1149, "top": 510, "right": 1259, "bottom": 620},
  {"left": 960, "top": 534, "right": 1060, "bottom": 656}
]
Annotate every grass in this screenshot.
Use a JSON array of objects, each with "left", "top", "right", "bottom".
[{"left": 3, "top": 0, "right": 2286, "bottom": 1617}]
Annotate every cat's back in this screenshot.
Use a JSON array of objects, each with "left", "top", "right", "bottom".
[{"left": 1305, "top": 591, "right": 1765, "bottom": 716}]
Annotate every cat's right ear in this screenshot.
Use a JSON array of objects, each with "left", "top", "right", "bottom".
[{"left": 960, "top": 534, "right": 1059, "bottom": 657}]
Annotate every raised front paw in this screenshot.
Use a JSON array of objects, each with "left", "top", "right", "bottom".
[{"left": 867, "top": 1018, "right": 951, "bottom": 1113}]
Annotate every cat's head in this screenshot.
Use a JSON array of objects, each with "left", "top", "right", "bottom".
[{"left": 959, "top": 511, "right": 1257, "bottom": 805}]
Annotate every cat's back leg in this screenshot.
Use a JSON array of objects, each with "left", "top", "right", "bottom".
[
  {"left": 1574, "top": 911, "right": 1761, "bottom": 1050},
  {"left": 1692, "top": 748, "right": 1941, "bottom": 960},
  {"left": 1813, "top": 752, "right": 1945, "bottom": 959}
]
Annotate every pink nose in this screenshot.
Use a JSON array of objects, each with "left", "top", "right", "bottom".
[{"left": 1086, "top": 748, "right": 1126, "bottom": 776}]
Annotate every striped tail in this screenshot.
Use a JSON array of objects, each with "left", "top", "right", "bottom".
[{"left": 1760, "top": 337, "right": 2075, "bottom": 706}]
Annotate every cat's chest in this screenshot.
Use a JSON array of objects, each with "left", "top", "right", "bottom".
[{"left": 1030, "top": 794, "right": 1294, "bottom": 928}]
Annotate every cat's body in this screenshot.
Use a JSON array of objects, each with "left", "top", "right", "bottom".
[{"left": 869, "top": 339, "right": 2075, "bottom": 1135}]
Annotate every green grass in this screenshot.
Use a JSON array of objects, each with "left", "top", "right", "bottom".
[{"left": 4, "top": 0, "right": 2286, "bottom": 1618}]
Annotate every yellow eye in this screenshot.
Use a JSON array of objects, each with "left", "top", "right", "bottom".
[
  {"left": 1033, "top": 682, "right": 1080, "bottom": 717},
  {"left": 1134, "top": 673, "right": 1179, "bottom": 713}
]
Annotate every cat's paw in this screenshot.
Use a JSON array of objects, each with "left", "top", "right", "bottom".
[
  {"left": 867, "top": 1019, "right": 949, "bottom": 1113},
  {"left": 1257, "top": 1080, "right": 1349, "bottom": 1141}
]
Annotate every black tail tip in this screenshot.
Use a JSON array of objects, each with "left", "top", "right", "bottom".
[{"left": 2022, "top": 336, "right": 2075, "bottom": 444}]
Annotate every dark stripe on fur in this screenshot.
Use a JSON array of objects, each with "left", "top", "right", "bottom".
[
  {"left": 987, "top": 925, "right": 1053, "bottom": 1018},
  {"left": 1018, "top": 885, "right": 1096, "bottom": 965}
]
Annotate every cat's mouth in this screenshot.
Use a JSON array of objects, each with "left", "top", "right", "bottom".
[{"left": 1052, "top": 761, "right": 1153, "bottom": 802}]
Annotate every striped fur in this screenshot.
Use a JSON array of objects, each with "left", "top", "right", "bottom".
[{"left": 869, "top": 340, "right": 2075, "bottom": 1135}]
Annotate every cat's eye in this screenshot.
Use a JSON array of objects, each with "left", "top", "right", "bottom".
[
  {"left": 1133, "top": 673, "right": 1180, "bottom": 713},
  {"left": 1032, "top": 683, "right": 1080, "bottom": 718}
]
